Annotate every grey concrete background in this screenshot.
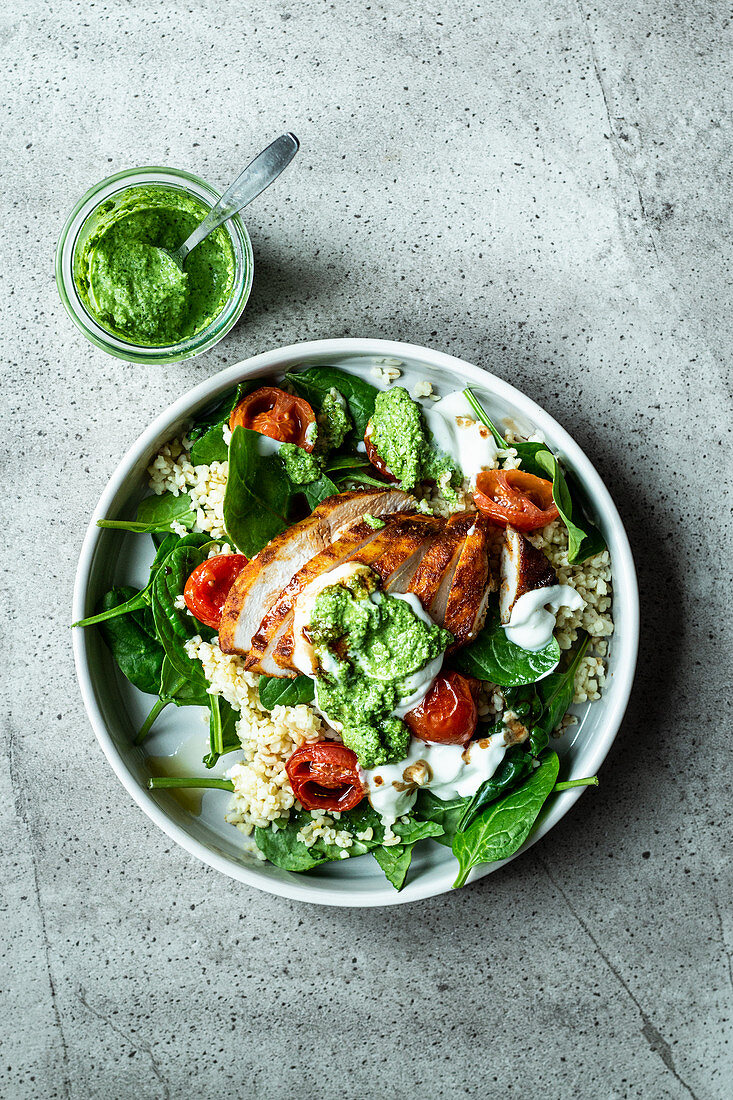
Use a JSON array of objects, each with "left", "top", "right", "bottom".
[{"left": 1, "top": 0, "right": 730, "bottom": 1097}]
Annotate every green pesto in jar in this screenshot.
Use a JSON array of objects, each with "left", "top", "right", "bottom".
[{"left": 74, "top": 186, "right": 236, "bottom": 345}]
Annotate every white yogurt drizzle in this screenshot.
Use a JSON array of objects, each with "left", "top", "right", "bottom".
[
  {"left": 423, "top": 390, "right": 499, "bottom": 485},
  {"left": 256, "top": 434, "right": 282, "bottom": 457},
  {"left": 504, "top": 585, "right": 585, "bottom": 652},
  {"left": 362, "top": 730, "right": 509, "bottom": 828}
]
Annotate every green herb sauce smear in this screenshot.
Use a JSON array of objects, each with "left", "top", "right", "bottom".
[
  {"left": 305, "top": 569, "right": 452, "bottom": 769},
  {"left": 75, "top": 186, "right": 236, "bottom": 345},
  {"left": 368, "top": 387, "right": 462, "bottom": 502}
]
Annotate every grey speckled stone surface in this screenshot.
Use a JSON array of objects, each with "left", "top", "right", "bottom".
[{"left": 1, "top": 1, "right": 731, "bottom": 1097}]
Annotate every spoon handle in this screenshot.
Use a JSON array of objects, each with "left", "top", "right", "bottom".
[{"left": 176, "top": 132, "right": 299, "bottom": 265}]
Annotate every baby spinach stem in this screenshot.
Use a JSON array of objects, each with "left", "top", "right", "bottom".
[
  {"left": 462, "top": 388, "right": 506, "bottom": 448},
  {"left": 72, "top": 592, "right": 146, "bottom": 628},
  {"left": 553, "top": 776, "right": 599, "bottom": 791},
  {"left": 147, "top": 777, "right": 234, "bottom": 791},
  {"left": 135, "top": 697, "right": 170, "bottom": 745}
]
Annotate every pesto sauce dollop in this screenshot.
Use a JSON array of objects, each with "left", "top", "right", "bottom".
[
  {"left": 309, "top": 571, "right": 452, "bottom": 769},
  {"left": 316, "top": 388, "right": 351, "bottom": 452},
  {"left": 75, "top": 186, "right": 236, "bottom": 345},
  {"left": 280, "top": 443, "right": 323, "bottom": 485},
  {"left": 369, "top": 386, "right": 462, "bottom": 501},
  {"left": 279, "top": 388, "right": 352, "bottom": 486}
]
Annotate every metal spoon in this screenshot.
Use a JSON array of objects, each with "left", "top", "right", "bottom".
[{"left": 167, "top": 132, "right": 299, "bottom": 270}]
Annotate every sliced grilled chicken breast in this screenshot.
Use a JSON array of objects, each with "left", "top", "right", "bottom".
[
  {"left": 443, "top": 513, "right": 492, "bottom": 647},
  {"left": 327, "top": 488, "right": 416, "bottom": 541},
  {"left": 269, "top": 516, "right": 443, "bottom": 672},
  {"left": 413, "top": 513, "right": 478, "bottom": 625},
  {"left": 499, "top": 526, "right": 557, "bottom": 624},
  {"left": 219, "top": 488, "right": 415, "bottom": 654},
  {"left": 408, "top": 515, "right": 469, "bottom": 612},
  {"left": 382, "top": 530, "right": 442, "bottom": 594},
  {"left": 243, "top": 521, "right": 385, "bottom": 672}
]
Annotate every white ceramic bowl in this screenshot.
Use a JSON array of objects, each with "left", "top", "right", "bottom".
[{"left": 73, "top": 338, "right": 638, "bottom": 906}]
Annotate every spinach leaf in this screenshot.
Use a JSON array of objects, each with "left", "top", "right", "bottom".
[
  {"left": 98, "top": 492, "right": 197, "bottom": 534},
  {"left": 285, "top": 366, "right": 379, "bottom": 438},
  {"left": 393, "top": 816, "right": 444, "bottom": 846},
  {"left": 203, "top": 695, "right": 241, "bottom": 768},
  {"left": 253, "top": 821, "right": 324, "bottom": 871},
  {"left": 98, "top": 586, "right": 165, "bottom": 695},
  {"left": 156, "top": 530, "right": 212, "bottom": 561},
  {"left": 149, "top": 533, "right": 178, "bottom": 567},
  {"left": 258, "top": 675, "right": 315, "bottom": 710},
  {"left": 454, "top": 606, "right": 560, "bottom": 686},
  {"left": 188, "top": 385, "right": 240, "bottom": 443},
  {"left": 137, "top": 492, "right": 196, "bottom": 531},
  {"left": 190, "top": 427, "right": 228, "bottom": 467},
  {"left": 452, "top": 752, "right": 560, "bottom": 887},
  {"left": 463, "top": 388, "right": 606, "bottom": 564},
  {"left": 413, "top": 790, "right": 469, "bottom": 847},
  {"left": 533, "top": 450, "right": 606, "bottom": 564},
  {"left": 254, "top": 804, "right": 442, "bottom": 880},
  {"left": 302, "top": 472, "right": 340, "bottom": 509},
  {"left": 325, "top": 454, "right": 372, "bottom": 473},
  {"left": 343, "top": 804, "right": 443, "bottom": 847},
  {"left": 253, "top": 810, "right": 374, "bottom": 871},
  {"left": 188, "top": 381, "right": 254, "bottom": 465},
  {"left": 532, "top": 631, "right": 590, "bottom": 737},
  {"left": 372, "top": 844, "right": 415, "bottom": 890},
  {"left": 457, "top": 743, "right": 536, "bottom": 833},
  {"left": 159, "top": 654, "right": 210, "bottom": 708},
  {"left": 151, "top": 539, "right": 215, "bottom": 683},
  {"left": 223, "top": 426, "right": 293, "bottom": 557},
  {"left": 455, "top": 634, "right": 592, "bottom": 831},
  {"left": 333, "top": 470, "right": 393, "bottom": 490}
]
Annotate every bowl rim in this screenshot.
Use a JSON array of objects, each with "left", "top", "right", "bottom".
[{"left": 72, "top": 337, "right": 639, "bottom": 906}]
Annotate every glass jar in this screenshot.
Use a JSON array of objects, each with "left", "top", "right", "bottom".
[{"left": 56, "top": 166, "right": 253, "bottom": 364}]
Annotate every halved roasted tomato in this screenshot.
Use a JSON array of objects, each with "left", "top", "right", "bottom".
[
  {"left": 404, "top": 672, "right": 478, "bottom": 746},
  {"left": 286, "top": 743, "right": 365, "bottom": 812},
  {"left": 473, "top": 469, "right": 559, "bottom": 531},
  {"left": 230, "top": 387, "right": 317, "bottom": 451},
  {"left": 184, "top": 553, "right": 249, "bottom": 630}
]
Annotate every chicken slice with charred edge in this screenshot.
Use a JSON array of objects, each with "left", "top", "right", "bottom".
[
  {"left": 242, "top": 521, "right": 386, "bottom": 675},
  {"left": 219, "top": 489, "right": 415, "bottom": 655},
  {"left": 499, "top": 526, "right": 557, "bottom": 624},
  {"left": 270, "top": 510, "right": 442, "bottom": 664},
  {"left": 443, "top": 513, "right": 493, "bottom": 648},
  {"left": 407, "top": 513, "right": 471, "bottom": 614}
]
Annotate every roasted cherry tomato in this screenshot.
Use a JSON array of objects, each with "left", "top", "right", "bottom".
[
  {"left": 230, "top": 387, "right": 317, "bottom": 452},
  {"left": 473, "top": 469, "right": 559, "bottom": 532},
  {"left": 363, "top": 427, "right": 397, "bottom": 482},
  {"left": 404, "top": 671, "right": 478, "bottom": 746},
  {"left": 286, "top": 742, "right": 365, "bottom": 812},
  {"left": 183, "top": 553, "right": 248, "bottom": 630}
]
